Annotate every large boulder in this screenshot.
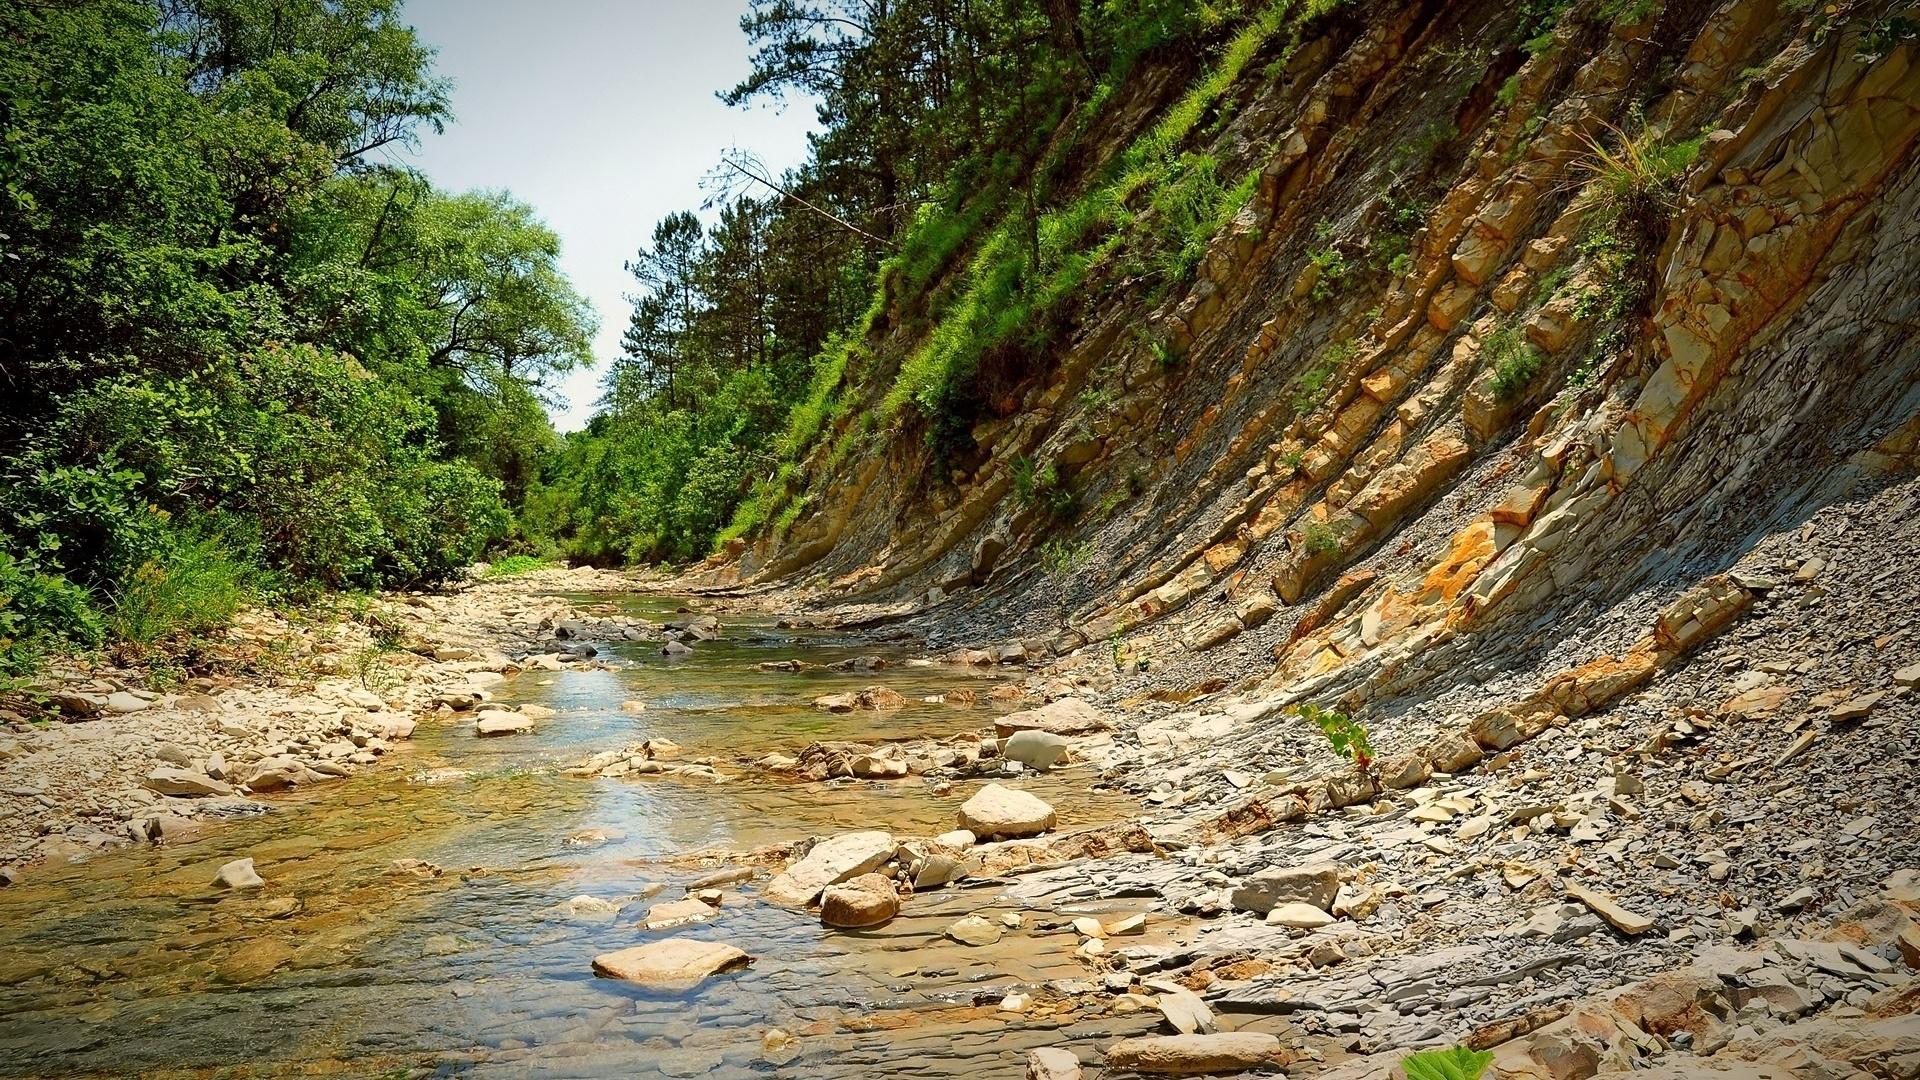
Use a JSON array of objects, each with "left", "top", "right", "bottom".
[
  {"left": 1104, "top": 1033, "right": 1284, "bottom": 1075},
  {"left": 591, "top": 938, "right": 750, "bottom": 990},
  {"left": 1229, "top": 862, "right": 1341, "bottom": 914},
  {"left": 763, "top": 830, "right": 895, "bottom": 906},
  {"left": 820, "top": 873, "right": 898, "bottom": 928},
  {"left": 994, "top": 698, "right": 1108, "bottom": 738},
  {"left": 1002, "top": 730, "right": 1070, "bottom": 770},
  {"left": 958, "top": 784, "right": 1056, "bottom": 839}
]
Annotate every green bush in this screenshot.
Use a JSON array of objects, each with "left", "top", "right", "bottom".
[
  {"left": 5, "top": 344, "right": 511, "bottom": 597},
  {"left": 1300, "top": 520, "right": 1342, "bottom": 556},
  {"left": 1290, "top": 340, "right": 1354, "bottom": 413},
  {"left": 484, "top": 554, "right": 553, "bottom": 578},
  {"left": 1485, "top": 325, "right": 1547, "bottom": 401},
  {"left": 0, "top": 552, "right": 104, "bottom": 676},
  {"left": 107, "top": 532, "right": 255, "bottom": 648}
]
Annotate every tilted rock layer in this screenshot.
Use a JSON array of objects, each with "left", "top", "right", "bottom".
[{"left": 703, "top": 0, "right": 1920, "bottom": 731}]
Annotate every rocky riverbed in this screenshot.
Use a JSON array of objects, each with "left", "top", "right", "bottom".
[{"left": 1, "top": 531, "right": 1915, "bottom": 1077}]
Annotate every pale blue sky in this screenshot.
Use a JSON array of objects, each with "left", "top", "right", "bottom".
[{"left": 402, "top": 0, "right": 819, "bottom": 430}]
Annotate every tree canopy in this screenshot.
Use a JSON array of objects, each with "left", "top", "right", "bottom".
[{"left": 0, "top": 0, "right": 594, "bottom": 670}]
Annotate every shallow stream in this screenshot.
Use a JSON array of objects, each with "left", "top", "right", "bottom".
[{"left": 0, "top": 596, "right": 1151, "bottom": 1077}]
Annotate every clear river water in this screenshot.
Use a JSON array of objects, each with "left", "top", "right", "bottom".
[{"left": 0, "top": 595, "right": 1153, "bottom": 1077}]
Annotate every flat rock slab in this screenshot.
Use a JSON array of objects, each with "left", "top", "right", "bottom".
[
  {"left": 144, "top": 767, "right": 233, "bottom": 798},
  {"left": 591, "top": 938, "right": 750, "bottom": 990},
  {"left": 642, "top": 898, "right": 716, "bottom": 930},
  {"left": 1567, "top": 882, "right": 1656, "bottom": 935},
  {"left": 474, "top": 711, "right": 534, "bottom": 737},
  {"left": 1265, "top": 901, "right": 1336, "bottom": 929},
  {"left": 995, "top": 698, "right": 1108, "bottom": 738},
  {"left": 1105, "top": 1032, "right": 1284, "bottom": 1075},
  {"left": 1026, "top": 1047, "right": 1083, "bottom": 1079},
  {"left": 946, "top": 914, "right": 1004, "bottom": 946},
  {"left": 763, "top": 830, "right": 895, "bottom": 906},
  {"left": 1230, "top": 862, "right": 1341, "bottom": 913}
]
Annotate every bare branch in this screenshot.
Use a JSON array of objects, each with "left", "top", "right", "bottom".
[{"left": 717, "top": 153, "right": 894, "bottom": 249}]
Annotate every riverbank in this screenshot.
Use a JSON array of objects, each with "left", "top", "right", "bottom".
[{"left": 0, "top": 565, "right": 642, "bottom": 870}]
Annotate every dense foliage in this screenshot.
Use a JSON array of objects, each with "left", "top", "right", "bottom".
[
  {"left": 534, "top": 0, "right": 1291, "bottom": 564},
  {"left": 0, "top": 0, "right": 593, "bottom": 671}
]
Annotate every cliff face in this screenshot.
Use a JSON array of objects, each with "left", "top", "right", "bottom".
[{"left": 710, "top": 0, "right": 1920, "bottom": 710}]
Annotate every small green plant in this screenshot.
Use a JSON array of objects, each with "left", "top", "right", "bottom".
[
  {"left": 349, "top": 606, "right": 407, "bottom": 692},
  {"left": 1597, "top": 0, "right": 1656, "bottom": 25},
  {"left": 1856, "top": 15, "right": 1918, "bottom": 63},
  {"left": 1279, "top": 448, "right": 1307, "bottom": 473},
  {"left": 1045, "top": 483, "right": 1078, "bottom": 519},
  {"left": 1496, "top": 74, "right": 1522, "bottom": 110},
  {"left": 1484, "top": 325, "right": 1546, "bottom": 401},
  {"left": 0, "top": 551, "right": 104, "bottom": 676},
  {"left": 1575, "top": 122, "right": 1704, "bottom": 218},
  {"left": 1533, "top": 264, "right": 1571, "bottom": 303},
  {"left": 1012, "top": 456, "right": 1038, "bottom": 504},
  {"left": 1300, "top": 520, "right": 1342, "bottom": 557},
  {"left": 1568, "top": 339, "right": 1612, "bottom": 388},
  {"left": 1150, "top": 337, "right": 1184, "bottom": 370},
  {"left": 1390, "top": 122, "right": 1457, "bottom": 173},
  {"left": 1040, "top": 537, "right": 1092, "bottom": 577},
  {"left": 1296, "top": 703, "right": 1373, "bottom": 770},
  {"left": 1402, "top": 1045, "right": 1494, "bottom": 1080},
  {"left": 1290, "top": 340, "right": 1355, "bottom": 413},
  {"left": 1305, "top": 238, "right": 1353, "bottom": 303},
  {"left": 1109, "top": 631, "right": 1127, "bottom": 671},
  {"left": 1077, "top": 386, "right": 1115, "bottom": 415}
]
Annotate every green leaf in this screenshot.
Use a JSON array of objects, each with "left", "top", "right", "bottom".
[{"left": 1402, "top": 1046, "right": 1494, "bottom": 1080}]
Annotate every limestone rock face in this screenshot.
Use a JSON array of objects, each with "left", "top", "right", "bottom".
[
  {"left": 957, "top": 783, "right": 1056, "bottom": 839},
  {"left": 819, "top": 873, "right": 898, "bottom": 928},
  {"left": 762, "top": 830, "right": 895, "bottom": 906},
  {"left": 590, "top": 938, "right": 750, "bottom": 990}
]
